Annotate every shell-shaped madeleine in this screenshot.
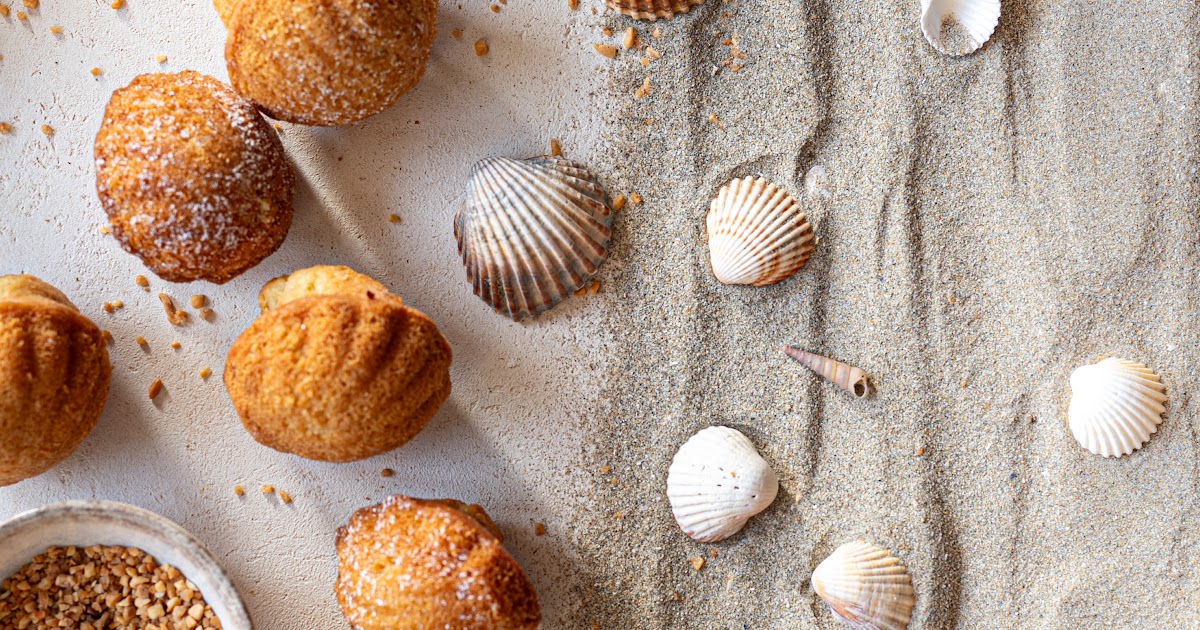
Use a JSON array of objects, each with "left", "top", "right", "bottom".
[
  {"left": 455, "top": 156, "right": 614, "bottom": 321},
  {"left": 1068, "top": 357, "right": 1167, "bottom": 458},
  {"left": 812, "top": 540, "right": 915, "bottom": 630},
  {"left": 707, "top": 176, "right": 814, "bottom": 286},
  {"left": 919, "top": 0, "right": 1000, "bottom": 56},
  {"left": 0, "top": 275, "right": 112, "bottom": 487},
  {"left": 666, "top": 426, "right": 779, "bottom": 543},
  {"left": 606, "top": 0, "right": 704, "bottom": 21}
]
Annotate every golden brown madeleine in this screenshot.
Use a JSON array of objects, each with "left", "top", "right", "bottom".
[
  {"left": 224, "top": 266, "right": 452, "bottom": 462},
  {"left": 335, "top": 496, "right": 542, "bottom": 630},
  {"left": 0, "top": 275, "right": 111, "bottom": 486},
  {"left": 222, "top": 0, "right": 438, "bottom": 126},
  {"left": 95, "top": 71, "right": 295, "bottom": 284}
]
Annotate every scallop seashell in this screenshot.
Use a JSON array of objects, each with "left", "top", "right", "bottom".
[
  {"left": 1068, "top": 357, "right": 1167, "bottom": 458},
  {"left": 455, "top": 156, "right": 615, "bottom": 321},
  {"left": 706, "top": 176, "right": 815, "bottom": 286},
  {"left": 666, "top": 426, "right": 779, "bottom": 543},
  {"left": 606, "top": 0, "right": 704, "bottom": 21},
  {"left": 919, "top": 0, "right": 1000, "bottom": 57},
  {"left": 812, "top": 540, "right": 915, "bottom": 630},
  {"left": 783, "top": 346, "right": 871, "bottom": 399}
]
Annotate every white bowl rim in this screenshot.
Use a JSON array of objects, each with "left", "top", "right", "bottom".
[{"left": 0, "top": 499, "right": 253, "bottom": 629}]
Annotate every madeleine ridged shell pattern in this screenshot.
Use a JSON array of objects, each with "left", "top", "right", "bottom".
[
  {"left": 666, "top": 426, "right": 779, "bottom": 543},
  {"left": 606, "top": 0, "right": 705, "bottom": 21},
  {"left": 812, "top": 540, "right": 915, "bottom": 630},
  {"left": 919, "top": 0, "right": 1001, "bottom": 56},
  {"left": 707, "top": 176, "right": 815, "bottom": 286},
  {"left": 1068, "top": 357, "right": 1167, "bottom": 458},
  {"left": 783, "top": 346, "right": 871, "bottom": 399},
  {"left": 455, "top": 156, "right": 614, "bottom": 321}
]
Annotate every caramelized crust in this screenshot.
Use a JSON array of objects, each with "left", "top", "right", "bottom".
[
  {"left": 95, "top": 71, "right": 295, "bottom": 284},
  {"left": 335, "top": 496, "right": 541, "bottom": 630},
  {"left": 222, "top": 0, "right": 438, "bottom": 126},
  {"left": 0, "top": 275, "right": 111, "bottom": 486},
  {"left": 224, "top": 267, "right": 451, "bottom": 462}
]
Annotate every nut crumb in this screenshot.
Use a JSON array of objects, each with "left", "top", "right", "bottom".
[
  {"left": 388, "top": 213, "right": 402, "bottom": 223},
  {"left": 611, "top": 194, "right": 626, "bottom": 211},
  {"left": 135, "top": 335, "right": 148, "bottom": 348},
  {"left": 594, "top": 43, "right": 618, "bottom": 59},
  {"left": 690, "top": 556, "right": 705, "bottom": 571},
  {"left": 601, "top": 26, "right": 613, "bottom": 36},
  {"left": 640, "top": 57, "right": 650, "bottom": 67},
  {"left": 40, "top": 124, "right": 54, "bottom": 137},
  {"left": 534, "top": 522, "right": 547, "bottom": 536},
  {"left": 567, "top": 0, "right": 578, "bottom": 8},
  {"left": 381, "top": 468, "right": 395, "bottom": 478},
  {"left": 198, "top": 307, "right": 214, "bottom": 321},
  {"left": 646, "top": 46, "right": 662, "bottom": 59},
  {"left": 170, "top": 341, "right": 181, "bottom": 349},
  {"left": 189, "top": 294, "right": 206, "bottom": 308},
  {"left": 630, "top": 192, "right": 644, "bottom": 205},
  {"left": 111, "top": 0, "right": 123, "bottom": 8},
  {"left": 652, "top": 26, "right": 662, "bottom": 38},
  {"left": 199, "top": 367, "right": 212, "bottom": 379},
  {"left": 278, "top": 490, "right": 293, "bottom": 504},
  {"left": 90, "top": 67, "right": 104, "bottom": 77},
  {"left": 102, "top": 302, "right": 115, "bottom": 313},
  {"left": 600, "top": 465, "right": 611, "bottom": 474},
  {"left": 158, "top": 292, "right": 188, "bottom": 325},
  {"left": 155, "top": 54, "right": 168, "bottom": 64},
  {"left": 22, "top": 0, "right": 36, "bottom": 7},
  {"left": 148, "top": 378, "right": 163, "bottom": 400},
  {"left": 0, "top": 122, "right": 11, "bottom": 135},
  {"left": 49, "top": 25, "right": 62, "bottom": 34},
  {"left": 261, "top": 484, "right": 275, "bottom": 495},
  {"left": 111, "top": 299, "right": 123, "bottom": 309},
  {"left": 474, "top": 39, "right": 488, "bottom": 56},
  {"left": 550, "top": 138, "right": 562, "bottom": 156},
  {"left": 452, "top": 28, "right": 462, "bottom": 38},
  {"left": 0, "top": 5, "right": 8, "bottom": 17},
  {"left": 15, "top": 10, "right": 25, "bottom": 20},
  {"left": 490, "top": 3, "right": 499, "bottom": 10},
  {"left": 622, "top": 27, "right": 637, "bottom": 49},
  {"left": 100, "top": 330, "right": 113, "bottom": 344},
  {"left": 135, "top": 274, "right": 149, "bottom": 288},
  {"left": 233, "top": 485, "right": 245, "bottom": 496}
]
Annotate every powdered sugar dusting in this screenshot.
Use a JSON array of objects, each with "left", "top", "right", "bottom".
[{"left": 94, "top": 70, "right": 295, "bottom": 284}]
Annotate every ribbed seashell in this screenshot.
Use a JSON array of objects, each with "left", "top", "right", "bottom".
[
  {"left": 606, "top": 0, "right": 704, "bottom": 21},
  {"left": 919, "top": 0, "right": 1000, "bottom": 57},
  {"left": 1068, "top": 357, "right": 1167, "bottom": 458},
  {"left": 455, "top": 156, "right": 614, "bottom": 321},
  {"left": 812, "top": 540, "right": 915, "bottom": 630},
  {"left": 666, "top": 426, "right": 779, "bottom": 543},
  {"left": 783, "top": 346, "right": 871, "bottom": 399},
  {"left": 706, "top": 176, "right": 815, "bottom": 286}
]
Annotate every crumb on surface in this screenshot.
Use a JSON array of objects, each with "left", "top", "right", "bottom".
[
  {"left": 630, "top": 192, "right": 644, "bottom": 204},
  {"left": 534, "top": 522, "right": 547, "bottom": 536},
  {"left": 622, "top": 27, "right": 636, "bottom": 49},
  {"left": 233, "top": 485, "right": 245, "bottom": 496},
  {"left": 278, "top": 490, "right": 293, "bottom": 504},
  {"left": 148, "top": 378, "right": 163, "bottom": 400},
  {"left": 690, "top": 556, "right": 705, "bottom": 571},
  {"left": 15, "top": 10, "right": 25, "bottom": 19},
  {"left": 612, "top": 194, "right": 626, "bottom": 211},
  {"left": 100, "top": 330, "right": 113, "bottom": 344},
  {"left": 40, "top": 124, "right": 54, "bottom": 137},
  {"left": 490, "top": 4, "right": 499, "bottom": 11},
  {"left": 600, "top": 465, "right": 611, "bottom": 474},
  {"left": 111, "top": 0, "right": 123, "bottom": 8},
  {"left": 381, "top": 468, "right": 395, "bottom": 478},
  {"left": 158, "top": 293, "right": 188, "bottom": 325},
  {"left": 49, "top": 25, "right": 62, "bottom": 34},
  {"left": 135, "top": 274, "right": 149, "bottom": 288},
  {"left": 155, "top": 54, "right": 167, "bottom": 63},
  {"left": 594, "top": 44, "right": 618, "bottom": 59},
  {"left": 135, "top": 335, "right": 148, "bottom": 347},
  {"left": 170, "top": 341, "right": 181, "bottom": 349},
  {"left": 199, "top": 367, "right": 212, "bottom": 379},
  {"left": 261, "top": 484, "right": 275, "bottom": 495},
  {"left": 474, "top": 39, "right": 488, "bottom": 56},
  {"left": 388, "top": 213, "right": 401, "bottom": 223},
  {"left": 567, "top": 0, "right": 578, "bottom": 9},
  {"left": 198, "top": 307, "right": 214, "bottom": 321},
  {"left": 452, "top": 28, "right": 462, "bottom": 38},
  {"left": 0, "top": 5, "right": 9, "bottom": 17},
  {"left": 601, "top": 26, "right": 613, "bottom": 37},
  {"left": 22, "top": 0, "right": 36, "bottom": 8},
  {"left": 550, "top": 137, "right": 562, "bottom": 156},
  {"left": 189, "top": 294, "right": 206, "bottom": 308},
  {"left": 0, "top": 122, "right": 11, "bottom": 135}
]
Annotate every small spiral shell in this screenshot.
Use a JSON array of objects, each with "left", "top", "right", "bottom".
[{"left": 783, "top": 346, "right": 870, "bottom": 398}]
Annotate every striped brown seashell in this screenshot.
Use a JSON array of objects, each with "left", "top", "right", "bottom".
[
  {"left": 606, "top": 0, "right": 705, "bottom": 21},
  {"left": 783, "top": 346, "right": 871, "bottom": 398},
  {"left": 455, "top": 156, "right": 615, "bottom": 321}
]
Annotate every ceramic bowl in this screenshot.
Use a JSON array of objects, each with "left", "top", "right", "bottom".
[{"left": 0, "top": 500, "right": 252, "bottom": 629}]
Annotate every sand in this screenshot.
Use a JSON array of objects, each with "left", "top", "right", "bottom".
[{"left": 568, "top": 1, "right": 1200, "bottom": 628}]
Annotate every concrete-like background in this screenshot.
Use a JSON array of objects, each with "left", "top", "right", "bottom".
[{"left": 0, "top": 1, "right": 610, "bottom": 627}]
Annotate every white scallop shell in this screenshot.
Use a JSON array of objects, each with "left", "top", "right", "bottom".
[
  {"left": 1067, "top": 357, "right": 1167, "bottom": 458},
  {"left": 919, "top": 0, "right": 1000, "bottom": 57},
  {"left": 706, "top": 176, "right": 814, "bottom": 286},
  {"left": 455, "top": 156, "right": 614, "bottom": 321},
  {"left": 812, "top": 540, "right": 915, "bottom": 630},
  {"left": 666, "top": 426, "right": 779, "bottom": 543}
]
